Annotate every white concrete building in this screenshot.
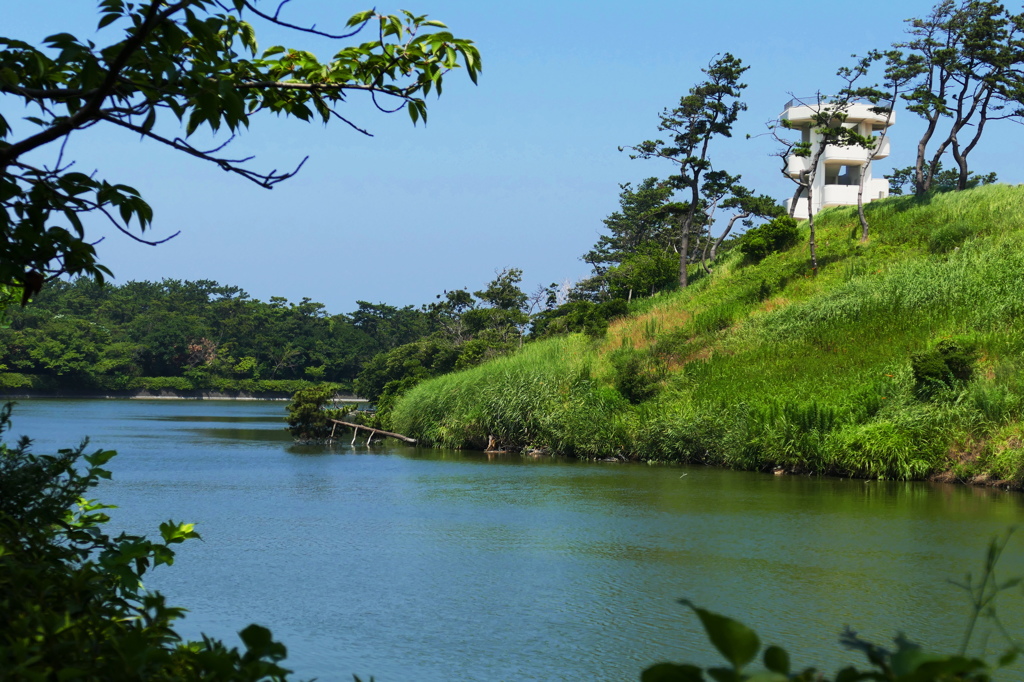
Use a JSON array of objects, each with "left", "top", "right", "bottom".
[{"left": 780, "top": 99, "right": 895, "bottom": 220}]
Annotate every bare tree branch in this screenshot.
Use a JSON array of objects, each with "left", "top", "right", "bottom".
[{"left": 239, "top": 0, "right": 374, "bottom": 40}]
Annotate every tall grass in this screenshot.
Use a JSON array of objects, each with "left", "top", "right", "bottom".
[
  {"left": 392, "top": 335, "right": 631, "bottom": 456},
  {"left": 394, "top": 186, "right": 1024, "bottom": 483}
]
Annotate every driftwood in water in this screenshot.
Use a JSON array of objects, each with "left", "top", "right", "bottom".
[{"left": 329, "top": 419, "right": 417, "bottom": 444}]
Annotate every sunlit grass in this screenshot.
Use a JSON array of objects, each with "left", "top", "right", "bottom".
[{"left": 395, "top": 185, "right": 1024, "bottom": 482}]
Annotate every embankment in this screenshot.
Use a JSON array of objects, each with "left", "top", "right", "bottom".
[{"left": 392, "top": 185, "right": 1024, "bottom": 485}]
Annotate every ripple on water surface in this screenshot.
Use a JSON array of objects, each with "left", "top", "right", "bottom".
[{"left": 6, "top": 399, "right": 1024, "bottom": 680}]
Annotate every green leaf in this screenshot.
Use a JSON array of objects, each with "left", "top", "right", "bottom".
[
  {"left": 84, "top": 448, "right": 117, "bottom": 467},
  {"left": 681, "top": 600, "right": 761, "bottom": 670},
  {"left": 98, "top": 12, "right": 119, "bottom": 29},
  {"left": 159, "top": 520, "right": 200, "bottom": 544},
  {"left": 346, "top": 9, "right": 375, "bottom": 27},
  {"left": 763, "top": 645, "right": 789, "bottom": 674},
  {"left": 997, "top": 647, "right": 1019, "bottom": 668},
  {"left": 239, "top": 623, "right": 288, "bottom": 662},
  {"left": 141, "top": 106, "right": 157, "bottom": 133},
  {"left": 641, "top": 662, "right": 705, "bottom": 682}
]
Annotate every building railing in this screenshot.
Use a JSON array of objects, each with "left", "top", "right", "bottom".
[{"left": 783, "top": 96, "right": 892, "bottom": 114}]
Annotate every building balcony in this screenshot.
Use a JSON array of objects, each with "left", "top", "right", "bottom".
[
  {"left": 785, "top": 155, "right": 809, "bottom": 178},
  {"left": 821, "top": 183, "right": 860, "bottom": 207},
  {"left": 872, "top": 136, "right": 891, "bottom": 159},
  {"left": 823, "top": 144, "right": 870, "bottom": 164},
  {"left": 780, "top": 99, "right": 896, "bottom": 127},
  {"left": 820, "top": 136, "right": 890, "bottom": 164},
  {"left": 779, "top": 102, "right": 823, "bottom": 126},
  {"left": 820, "top": 178, "right": 891, "bottom": 207}
]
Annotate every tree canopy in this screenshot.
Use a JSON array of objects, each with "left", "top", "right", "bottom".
[
  {"left": 0, "top": 0, "right": 480, "bottom": 302},
  {"left": 890, "top": 0, "right": 1024, "bottom": 194},
  {"left": 624, "top": 53, "right": 749, "bottom": 288}
]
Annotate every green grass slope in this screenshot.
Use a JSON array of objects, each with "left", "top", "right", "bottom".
[{"left": 393, "top": 185, "right": 1024, "bottom": 484}]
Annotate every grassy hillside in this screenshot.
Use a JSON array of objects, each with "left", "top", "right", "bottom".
[{"left": 392, "top": 185, "right": 1024, "bottom": 484}]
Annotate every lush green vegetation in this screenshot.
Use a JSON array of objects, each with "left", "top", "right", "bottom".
[
  {"left": 5, "top": 0, "right": 1024, "bottom": 678},
  {"left": 393, "top": 185, "right": 1024, "bottom": 485},
  {"left": 0, "top": 267, "right": 552, "bottom": 404},
  {"left": 0, "top": 278, "right": 420, "bottom": 394}
]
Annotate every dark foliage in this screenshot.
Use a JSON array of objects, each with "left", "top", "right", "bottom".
[
  {"left": 285, "top": 385, "right": 344, "bottom": 440},
  {"left": 911, "top": 339, "right": 978, "bottom": 396},
  {"left": 610, "top": 348, "right": 664, "bottom": 404},
  {"left": 530, "top": 299, "right": 629, "bottom": 339},
  {"left": 0, "top": 278, "right": 428, "bottom": 391},
  {"left": 738, "top": 216, "right": 799, "bottom": 263},
  {"left": 886, "top": 162, "right": 998, "bottom": 196}
]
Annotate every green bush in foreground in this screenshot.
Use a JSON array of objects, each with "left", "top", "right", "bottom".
[
  {"left": 645, "top": 604, "right": 1006, "bottom": 682},
  {"left": 647, "top": 533, "right": 1020, "bottom": 681},
  {"left": 0, "top": 404, "right": 297, "bottom": 680}
]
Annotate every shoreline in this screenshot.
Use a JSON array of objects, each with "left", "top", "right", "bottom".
[{"left": 0, "top": 389, "right": 366, "bottom": 402}]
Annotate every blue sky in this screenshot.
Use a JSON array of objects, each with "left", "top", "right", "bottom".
[{"left": 7, "top": 1, "right": 1022, "bottom": 312}]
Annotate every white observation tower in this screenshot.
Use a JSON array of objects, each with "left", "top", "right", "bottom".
[{"left": 780, "top": 98, "right": 895, "bottom": 220}]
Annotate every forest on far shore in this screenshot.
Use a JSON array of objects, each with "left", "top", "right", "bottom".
[
  {"left": 0, "top": 265, "right": 630, "bottom": 397},
  {"left": 0, "top": 278, "right": 433, "bottom": 394}
]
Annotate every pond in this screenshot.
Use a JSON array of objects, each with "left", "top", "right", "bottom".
[{"left": 8, "top": 399, "right": 1024, "bottom": 680}]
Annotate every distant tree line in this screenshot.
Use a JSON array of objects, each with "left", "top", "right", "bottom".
[
  {"left": 0, "top": 271, "right": 561, "bottom": 402},
  {"left": 0, "top": 278, "right": 429, "bottom": 393}
]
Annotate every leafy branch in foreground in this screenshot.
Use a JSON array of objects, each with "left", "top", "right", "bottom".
[
  {"left": 645, "top": 532, "right": 1021, "bottom": 681},
  {"left": 0, "top": 0, "right": 480, "bottom": 299},
  {"left": 0, "top": 401, "right": 300, "bottom": 679}
]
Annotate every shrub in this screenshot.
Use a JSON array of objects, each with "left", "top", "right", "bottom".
[
  {"left": 134, "top": 376, "right": 195, "bottom": 392},
  {"left": 286, "top": 386, "right": 343, "bottom": 440},
  {"left": 605, "top": 244, "right": 679, "bottom": 300},
  {"left": 610, "top": 348, "right": 664, "bottom": 404},
  {"left": 0, "top": 373, "right": 34, "bottom": 389},
  {"left": 929, "top": 222, "right": 975, "bottom": 254},
  {"left": 738, "top": 215, "right": 799, "bottom": 263},
  {"left": 530, "top": 299, "right": 629, "bottom": 338},
  {"left": 911, "top": 339, "right": 978, "bottom": 396}
]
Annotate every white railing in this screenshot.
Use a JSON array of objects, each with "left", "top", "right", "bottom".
[
  {"left": 785, "top": 155, "right": 810, "bottom": 177},
  {"left": 823, "top": 145, "right": 870, "bottom": 163},
  {"left": 821, "top": 184, "right": 860, "bottom": 206},
  {"left": 873, "top": 137, "right": 891, "bottom": 159}
]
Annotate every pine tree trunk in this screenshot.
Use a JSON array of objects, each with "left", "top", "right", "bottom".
[
  {"left": 679, "top": 222, "right": 689, "bottom": 288},
  {"left": 807, "top": 183, "right": 819, "bottom": 275},
  {"left": 789, "top": 182, "right": 803, "bottom": 219},
  {"left": 952, "top": 138, "right": 970, "bottom": 191},
  {"left": 805, "top": 148, "right": 825, "bottom": 275},
  {"left": 857, "top": 159, "right": 870, "bottom": 242},
  {"left": 915, "top": 114, "right": 939, "bottom": 196}
]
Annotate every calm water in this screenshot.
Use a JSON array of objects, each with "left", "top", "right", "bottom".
[{"left": 8, "top": 399, "right": 1024, "bottom": 680}]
